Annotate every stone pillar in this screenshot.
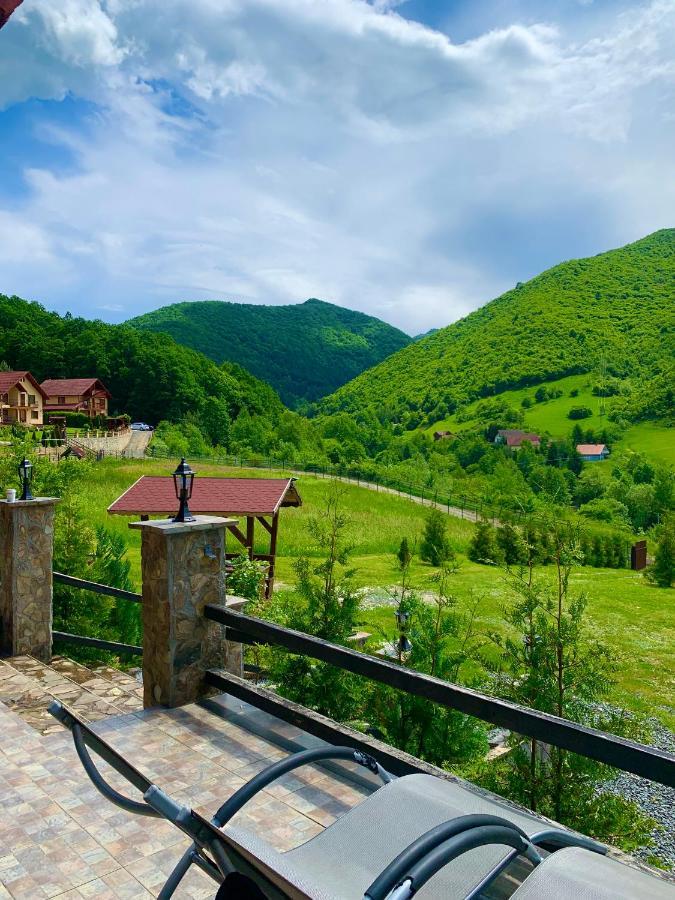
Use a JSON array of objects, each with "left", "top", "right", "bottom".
[
  {"left": 129, "top": 516, "right": 245, "bottom": 708},
  {"left": 0, "top": 498, "right": 58, "bottom": 663}
]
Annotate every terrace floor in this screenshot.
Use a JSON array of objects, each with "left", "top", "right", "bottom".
[{"left": 0, "top": 661, "right": 382, "bottom": 899}]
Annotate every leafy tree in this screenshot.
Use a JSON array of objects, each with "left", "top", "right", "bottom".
[
  {"left": 568, "top": 406, "right": 593, "bottom": 420},
  {"left": 420, "top": 508, "right": 452, "bottom": 566},
  {"left": 579, "top": 498, "right": 630, "bottom": 526},
  {"left": 574, "top": 468, "right": 606, "bottom": 506},
  {"left": 650, "top": 517, "right": 675, "bottom": 587}
]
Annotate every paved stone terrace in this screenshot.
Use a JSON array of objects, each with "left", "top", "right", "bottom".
[{"left": 0, "top": 689, "right": 376, "bottom": 898}]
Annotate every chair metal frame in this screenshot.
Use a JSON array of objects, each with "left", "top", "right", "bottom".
[{"left": 49, "top": 701, "right": 606, "bottom": 900}]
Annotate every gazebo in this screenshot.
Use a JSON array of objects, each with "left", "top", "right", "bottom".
[{"left": 108, "top": 476, "right": 302, "bottom": 597}]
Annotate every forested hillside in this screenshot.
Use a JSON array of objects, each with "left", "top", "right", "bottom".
[
  {"left": 129, "top": 298, "right": 411, "bottom": 406},
  {"left": 320, "top": 230, "right": 675, "bottom": 424},
  {"left": 0, "top": 294, "right": 284, "bottom": 430}
]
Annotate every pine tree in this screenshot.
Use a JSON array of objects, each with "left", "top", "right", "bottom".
[
  {"left": 269, "top": 485, "right": 364, "bottom": 721},
  {"left": 479, "top": 516, "right": 655, "bottom": 850},
  {"left": 420, "top": 508, "right": 452, "bottom": 566},
  {"left": 496, "top": 522, "right": 527, "bottom": 566},
  {"left": 468, "top": 521, "right": 500, "bottom": 565},
  {"left": 397, "top": 537, "right": 413, "bottom": 570},
  {"left": 650, "top": 517, "right": 675, "bottom": 587}
]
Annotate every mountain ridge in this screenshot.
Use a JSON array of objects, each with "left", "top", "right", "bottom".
[
  {"left": 318, "top": 229, "right": 675, "bottom": 425},
  {"left": 129, "top": 297, "right": 411, "bottom": 407}
]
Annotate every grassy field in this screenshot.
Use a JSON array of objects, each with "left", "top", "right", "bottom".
[
  {"left": 616, "top": 422, "right": 674, "bottom": 467},
  {"left": 81, "top": 457, "right": 675, "bottom": 727},
  {"left": 83, "top": 457, "right": 475, "bottom": 586},
  {"left": 427, "top": 374, "right": 674, "bottom": 467},
  {"left": 427, "top": 374, "right": 609, "bottom": 439}
]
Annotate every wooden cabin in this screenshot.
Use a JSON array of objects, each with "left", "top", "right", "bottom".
[
  {"left": 41, "top": 378, "right": 112, "bottom": 419},
  {"left": 0, "top": 371, "right": 46, "bottom": 426}
]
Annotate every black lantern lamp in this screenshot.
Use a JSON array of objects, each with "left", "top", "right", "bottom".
[
  {"left": 18, "top": 458, "right": 34, "bottom": 501},
  {"left": 395, "top": 608, "right": 412, "bottom": 658},
  {"left": 172, "top": 458, "right": 196, "bottom": 523},
  {"left": 397, "top": 633, "right": 413, "bottom": 655}
]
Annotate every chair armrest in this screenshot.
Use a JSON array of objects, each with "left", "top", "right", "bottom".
[
  {"left": 365, "top": 814, "right": 538, "bottom": 900},
  {"left": 213, "top": 746, "right": 394, "bottom": 826},
  {"left": 49, "top": 701, "right": 160, "bottom": 818}
]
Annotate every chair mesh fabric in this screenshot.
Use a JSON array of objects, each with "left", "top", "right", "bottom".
[
  {"left": 510, "top": 846, "right": 675, "bottom": 899},
  {"left": 281, "top": 774, "right": 548, "bottom": 899},
  {"left": 224, "top": 824, "right": 335, "bottom": 900}
]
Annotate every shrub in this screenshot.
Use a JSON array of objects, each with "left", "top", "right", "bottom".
[
  {"left": 568, "top": 406, "right": 593, "bottom": 420},
  {"left": 47, "top": 411, "right": 90, "bottom": 428}
]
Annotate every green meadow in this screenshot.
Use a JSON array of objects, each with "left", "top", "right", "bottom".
[
  {"left": 82, "top": 457, "right": 674, "bottom": 728},
  {"left": 427, "top": 372, "right": 673, "bottom": 467}
]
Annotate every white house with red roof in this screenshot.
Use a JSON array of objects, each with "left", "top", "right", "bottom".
[
  {"left": 0, "top": 371, "right": 47, "bottom": 426},
  {"left": 40, "top": 378, "right": 112, "bottom": 419}
]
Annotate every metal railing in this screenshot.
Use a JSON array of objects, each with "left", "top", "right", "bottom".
[
  {"left": 52, "top": 571, "right": 142, "bottom": 656},
  {"left": 204, "top": 606, "right": 675, "bottom": 789}
]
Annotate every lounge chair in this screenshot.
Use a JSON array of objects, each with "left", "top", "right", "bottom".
[{"left": 49, "top": 701, "right": 673, "bottom": 899}]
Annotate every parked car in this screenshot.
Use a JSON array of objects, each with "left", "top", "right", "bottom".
[{"left": 130, "top": 422, "right": 152, "bottom": 431}]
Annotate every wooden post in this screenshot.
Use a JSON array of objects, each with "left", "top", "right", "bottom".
[
  {"left": 246, "top": 515, "right": 255, "bottom": 561},
  {"left": 266, "top": 512, "right": 280, "bottom": 598}
]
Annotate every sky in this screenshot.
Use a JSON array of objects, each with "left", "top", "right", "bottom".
[{"left": 0, "top": 0, "right": 673, "bottom": 336}]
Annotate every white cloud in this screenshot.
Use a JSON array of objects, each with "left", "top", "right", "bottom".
[{"left": 0, "top": 0, "right": 673, "bottom": 333}]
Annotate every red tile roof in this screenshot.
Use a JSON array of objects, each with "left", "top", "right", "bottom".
[
  {"left": 0, "top": 371, "right": 48, "bottom": 398},
  {"left": 0, "top": 1, "right": 23, "bottom": 29},
  {"left": 576, "top": 444, "right": 608, "bottom": 456},
  {"left": 108, "top": 476, "right": 302, "bottom": 517},
  {"left": 40, "top": 378, "right": 111, "bottom": 398},
  {"left": 496, "top": 429, "right": 541, "bottom": 447}
]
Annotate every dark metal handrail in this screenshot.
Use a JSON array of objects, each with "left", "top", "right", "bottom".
[
  {"left": 52, "top": 631, "right": 142, "bottom": 656},
  {"left": 53, "top": 571, "right": 142, "bottom": 603},
  {"left": 204, "top": 606, "right": 675, "bottom": 788}
]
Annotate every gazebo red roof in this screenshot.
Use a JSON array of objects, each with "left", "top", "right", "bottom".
[{"left": 107, "top": 476, "right": 302, "bottom": 517}]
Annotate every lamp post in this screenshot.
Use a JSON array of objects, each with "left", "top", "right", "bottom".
[
  {"left": 18, "top": 458, "right": 34, "bottom": 501},
  {"left": 172, "top": 458, "right": 195, "bottom": 523},
  {"left": 395, "top": 608, "right": 412, "bottom": 662}
]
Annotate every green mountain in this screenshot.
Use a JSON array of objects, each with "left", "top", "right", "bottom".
[
  {"left": 129, "top": 298, "right": 411, "bottom": 406},
  {"left": 0, "top": 294, "right": 284, "bottom": 428},
  {"left": 319, "top": 230, "right": 675, "bottom": 425}
]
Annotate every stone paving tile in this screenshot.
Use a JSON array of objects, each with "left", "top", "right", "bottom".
[
  {"left": 0, "top": 679, "right": 382, "bottom": 899},
  {"left": 0, "top": 658, "right": 128, "bottom": 734},
  {"left": 124, "top": 846, "right": 214, "bottom": 899}
]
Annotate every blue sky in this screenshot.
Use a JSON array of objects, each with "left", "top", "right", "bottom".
[{"left": 0, "top": 0, "right": 673, "bottom": 334}]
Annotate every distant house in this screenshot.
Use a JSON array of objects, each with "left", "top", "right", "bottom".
[
  {"left": 576, "top": 443, "right": 610, "bottom": 462},
  {"left": 433, "top": 430, "right": 456, "bottom": 441},
  {"left": 494, "top": 429, "right": 541, "bottom": 449},
  {"left": 41, "top": 378, "right": 112, "bottom": 419},
  {"left": 0, "top": 371, "right": 46, "bottom": 426}
]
